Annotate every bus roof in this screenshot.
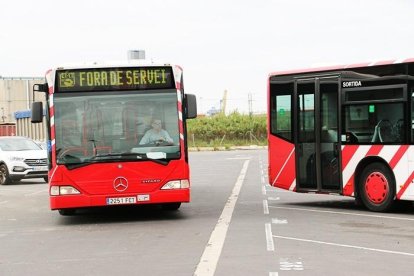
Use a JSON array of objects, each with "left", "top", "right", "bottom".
[{"left": 269, "top": 57, "right": 414, "bottom": 77}]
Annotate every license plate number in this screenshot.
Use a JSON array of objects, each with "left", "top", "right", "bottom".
[
  {"left": 106, "top": 197, "right": 137, "bottom": 205},
  {"left": 32, "top": 166, "right": 48, "bottom": 171}
]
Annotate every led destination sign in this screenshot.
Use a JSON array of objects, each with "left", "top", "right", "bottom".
[{"left": 56, "top": 67, "right": 174, "bottom": 92}]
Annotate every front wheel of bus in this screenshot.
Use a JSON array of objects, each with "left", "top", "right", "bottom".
[
  {"left": 359, "top": 163, "right": 395, "bottom": 212},
  {"left": 58, "top": 209, "right": 76, "bottom": 216},
  {"left": 162, "top": 203, "right": 181, "bottom": 211}
]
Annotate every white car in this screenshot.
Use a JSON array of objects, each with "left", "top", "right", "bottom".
[{"left": 0, "top": 136, "right": 48, "bottom": 185}]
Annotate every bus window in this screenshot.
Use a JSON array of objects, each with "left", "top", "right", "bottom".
[
  {"left": 344, "top": 103, "right": 404, "bottom": 144},
  {"left": 412, "top": 92, "right": 414, "bottom": 143},
  {"left": 270, "top": 83, "right": 293, "bottom": 141}
]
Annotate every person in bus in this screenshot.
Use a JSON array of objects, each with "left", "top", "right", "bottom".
[{"left": 139, "top": 118, "right": 174, "bottom": 145}]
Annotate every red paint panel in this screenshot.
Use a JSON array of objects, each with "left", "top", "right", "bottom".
[
  {"left": 389, "top": 145, "right": 409, "bottom": 169},
  {"left": 342, "top": 145, "right": 383, "bottom": 197},
  {"left": 341, "top": 145, "right": 359, "bottom": 170},
  {"left": 397, "top": 171, "right": 414, "bottom": 199},
  {"left": 366, "top": 145, "right": 383, "bottom": 156},
  {"left": 268, "top": 136, "right": 295, "bottom": 190}
]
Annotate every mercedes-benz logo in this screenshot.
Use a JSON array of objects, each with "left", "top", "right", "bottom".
[{"left": 113, "top": 177, "right": 128, "bottom": 192}]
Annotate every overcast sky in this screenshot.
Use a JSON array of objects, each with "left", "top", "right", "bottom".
[{"left": 1, "top": 0, "right": 414, "bottom": 114}]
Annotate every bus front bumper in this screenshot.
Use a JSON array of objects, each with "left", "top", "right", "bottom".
[{"left": 50, "top": 189, "right": 190, "bottom": 210}]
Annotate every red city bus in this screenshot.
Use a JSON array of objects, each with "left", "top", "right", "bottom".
[
  {"left": 267, "top": 58, "right": 414, "bottom": 212},
  {"left": 32, "top": 62, "right": 197, "bottom": 215}
]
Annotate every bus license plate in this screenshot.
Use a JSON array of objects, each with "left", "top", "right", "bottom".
[{"left": 106, "top": 197, "right": 137, "bottom": 205}]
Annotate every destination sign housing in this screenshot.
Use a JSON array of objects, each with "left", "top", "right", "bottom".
[{"left": 56, "top": 67, "right": 174, "bottom": 92}]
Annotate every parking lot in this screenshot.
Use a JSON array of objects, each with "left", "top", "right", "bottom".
[{"left": 1, "top": 150, "right": 414, "bottom": 276}]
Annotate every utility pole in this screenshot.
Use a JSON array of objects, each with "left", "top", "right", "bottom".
[{"left": 248, "top": 93, "right": 253, "bottom": 117}]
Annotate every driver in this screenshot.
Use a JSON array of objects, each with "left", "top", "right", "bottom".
[{"left": 139, "top": 118, "right": 174, "bottom": 145}]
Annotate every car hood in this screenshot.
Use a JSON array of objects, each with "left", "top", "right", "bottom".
[{"left": 2, "top": 150, "right": 47, "bottom": 159}]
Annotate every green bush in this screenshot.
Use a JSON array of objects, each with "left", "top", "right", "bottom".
[{"left": 187, "top": 112, "right": 267, "bottom": 147}]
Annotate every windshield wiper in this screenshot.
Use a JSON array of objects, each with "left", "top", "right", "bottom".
[
  {"left": 91, "top": 152, "right": 170, "bottom": 165},
  {"left": 90, "top": 152, "right": 147, "bottom": 160},
  {"left": 61, "top": 152, "right": 170, "bottom": 170}
]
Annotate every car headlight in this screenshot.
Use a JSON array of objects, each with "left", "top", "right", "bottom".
[{"left": 9, "top": 156, "right": 25, "bottom": 162}]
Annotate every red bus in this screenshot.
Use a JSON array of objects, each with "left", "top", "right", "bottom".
[
  {"left": 32, "top": 62, "right": 197, "bottom": 215},
  {"left": 267, "top": 58, "right": 414, "bottom": 212}
]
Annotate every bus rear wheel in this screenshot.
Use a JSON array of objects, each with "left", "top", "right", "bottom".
[{"left": 359, "top": 163, "right": 395, "bottom": 212}]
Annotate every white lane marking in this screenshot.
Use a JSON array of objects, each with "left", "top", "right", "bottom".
[
  {"left": 268, "top": 206, "right": 414, "bottom": 222},
  {"left": 261, "top": 176, "right": 265, "bottom": 184},
  {"left": 263, "top": 200, "right": 269, "bottom": 214},
  {"left": 262, "top": 186, "right": 266, "bottom": 195},
  {"left": 272, "top": 218, "right": 288, "bottom": 224},
  {"left": 265, "top": 223, "right": 275, "bottom": 251},
  {"left": 194, "top": 160, "right": 250, "bottom": 276},
  {"left": 280, "top": 259, "right": 304, "bottom": 271},
  {"left": 268, "top": 197, "right": 280, "bottom": 201},
  {"left": 269, "top": 272, "right": 279, "bottom": 276},
  {"left": 273, "top": 235, "right": 414, "bottom": 257}
]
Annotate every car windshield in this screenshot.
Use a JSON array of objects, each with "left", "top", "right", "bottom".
[
  {"left": 54, "top": 90, "right": 181, "bottom": 165},
  {"left": 0, "top": 138, "right": 42, "bottom": 151}
]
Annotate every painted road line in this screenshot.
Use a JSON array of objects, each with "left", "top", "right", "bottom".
[
  {"left": 262, "top": 186, "right": 267, "bottom": 195},
  {"left": 269, "top": 272, "right": 279, "bottom": 276},
  {"left": 272, "top": 218, "right": 288, "bottom": 224},
  {"left": 263, "top": 200, "right": 269, "bottom": 214},
  {"left": 268, "top": 206, "right": 414, "bottom": 222},
  {"left": 194, "top": 160, "right": 250, "bottom": 276},
  {"left": 273, "top": 235, "right": 414, "bottom": 257},
  {"left": 265, "top": 223, "right": 275, "bottom": 251},
  {"left": 268, "top": 197, "right": 280, "bottom": 201}
]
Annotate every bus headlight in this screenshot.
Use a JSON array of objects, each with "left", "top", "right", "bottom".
[
  {"left": 161, "top": 180, "right": 190, "bottom": 190},
  {"left": 50, "top": 186, "right": 80, "bottom": 195}
]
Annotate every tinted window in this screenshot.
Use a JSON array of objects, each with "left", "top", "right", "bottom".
[
  {"left": 344, "top": 103, "right": 405, "bottom": 144},
  {"left": 270, "top": 83, "right": 293, "bottom": 141}
]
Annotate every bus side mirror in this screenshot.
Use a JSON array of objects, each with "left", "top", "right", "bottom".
[
  {"left": 31, "top": 102, "right": 43, "bottom": 123},
  {"left": 185, "top": 94, "right": 197, "bottom": 119}
]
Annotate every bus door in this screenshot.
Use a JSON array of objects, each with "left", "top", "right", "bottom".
[{"left": 295, "top": 77, "right": 341, "bottom": 192}]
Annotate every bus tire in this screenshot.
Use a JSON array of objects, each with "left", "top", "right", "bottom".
[
  {"left": 58, "top": 209, "right": 76, "bottom": 216},
  {"left": 359, "top": 163, "right": 395, "bottom": 212},
  {"left": 162, "top": 203, "right": 181, "bottom": 211}
]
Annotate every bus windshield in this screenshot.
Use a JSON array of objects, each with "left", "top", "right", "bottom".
[{"left": 54, "top": 90, "right": 180, "bottom": 165}]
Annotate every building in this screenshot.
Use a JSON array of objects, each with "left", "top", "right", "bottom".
[{"left": 0, "top": 77, "right": 47, "bottom": 140}]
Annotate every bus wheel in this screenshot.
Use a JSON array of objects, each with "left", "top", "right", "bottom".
[
  {"left": 0, "top": 164, "right": 12, "bottom": 185},
  {"left": 162, "top": 203, "right": 181, "bottom": 211},
  {"left": 359, "top": 163, "right": 395, "bottom": 212},
  {"left": 58, "top": 209, "right": 76, "bottom": 216}
]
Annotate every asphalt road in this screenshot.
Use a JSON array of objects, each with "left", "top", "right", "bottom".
[{"left": 1, "top": 149, "right": 414, "bottom": 276}]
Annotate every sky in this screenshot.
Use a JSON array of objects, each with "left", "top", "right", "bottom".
[{"left": 1, "top": 0, "right": 414, "bottom": 114}]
